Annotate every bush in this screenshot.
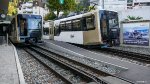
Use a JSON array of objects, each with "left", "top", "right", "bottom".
[{"left": 127, "top": 15, "right": 143, "bottom": 20}]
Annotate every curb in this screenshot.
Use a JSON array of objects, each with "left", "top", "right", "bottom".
[{"left": 12, "top": 45, "right": 26, "bottom": 84}]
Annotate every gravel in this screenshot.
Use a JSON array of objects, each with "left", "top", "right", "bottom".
[
  {"left": 17, "top": 48, "right": 65, "bottom": 84},
  {"left": 25, "top": 48, "right": 90, "bottom": 84}
]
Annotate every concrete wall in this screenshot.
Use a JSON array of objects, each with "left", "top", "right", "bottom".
[{"left": 91, "top": 0, "right": 127, "bottom": 11}]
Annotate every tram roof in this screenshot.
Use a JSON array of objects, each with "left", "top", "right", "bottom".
[
  {"left": 55, "top": 10, "right": 97, "bottom": 22},
  {"left": 55, "top": 9, "right": 117, "bottom": 22}
]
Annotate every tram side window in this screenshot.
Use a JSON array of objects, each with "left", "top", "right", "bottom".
[
  {"left": 86, "top": 16, "right": 95, "bottom": 30},
  {"left": 54, "top": 25, "right": 60, "bottom": 36},
  {"left": 43, "top": 27, "right": 49, "bottom": 35},
  {"left": 59, "top": 22, "right": 66, "bottom": 31},
  {"left": 72, "top": 19, "right": 81, "bottom": 31},
  {"left": 66, "top": 21, "right": 72, "bottom": 31}
]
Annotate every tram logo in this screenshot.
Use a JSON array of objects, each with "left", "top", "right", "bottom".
[{"left": 70, "top": 34, "right": 74, "bottom": 38}]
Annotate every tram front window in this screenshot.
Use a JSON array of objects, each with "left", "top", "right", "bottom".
[
  {"left": 108, "top": 12, "right": 119, "bottom": 29},
  {"left": 28, "top": 18, "right": 42, "bottom": 29}
]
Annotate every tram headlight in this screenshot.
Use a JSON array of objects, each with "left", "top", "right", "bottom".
[{"left": 1, "top": 14, "right": 6, "bottom": 19}]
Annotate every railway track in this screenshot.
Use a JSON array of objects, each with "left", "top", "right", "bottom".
[
  {"left": 99, "top": 48, "right": 150, "bottom": 63},
  {"left": 25, "top": 49, "right": 94, "bottom": 84},
  {"left": 17, "top": 48, "right": 65, "bottom": 84},
  {"left": 25, "top": 44, "right": 134, "bottom": 84}
]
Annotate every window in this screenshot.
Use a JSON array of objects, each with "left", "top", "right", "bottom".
[
  {"left": 59, "top": 22, "right": 66, "bottom": 31},
  {"left": 43, "top": 27, "right": 49, "bottom": 35},
  {"left": 54, "top": 25, "right": 60, "bottom": 36},
  {"left": 72, "top": 19, "right": 82, "bottom": 31},
  {"left": 28, "top": 18, "right": 42, "bottom": 29},
  {"left": 108, "top": 12, "right": 119, "bottom": 28},
  {"left": 86, "top": 16, "right": 95, "bottom": 30},
  {"left": 66, "top": 21, "right": 72, "bottom": 30}
]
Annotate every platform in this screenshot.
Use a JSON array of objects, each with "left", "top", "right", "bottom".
[
  {"left": 43, "top": 39, "right": 150, "bottom": 84},
  {"left": 0, "top": 37, "right": 25, "bottom": 84}
]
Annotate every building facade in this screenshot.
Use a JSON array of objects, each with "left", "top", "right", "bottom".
[
  {"left": 18, "top": 0, "right": 49, "bottom": 18},
  {"left": 90, "top": 0, "right": 150, "bottom": 11},
  {"left": 90, "top": 0, "right": 127, "bottom": 11},
  {"left": 128, "top": 0, "right": 150, "bottom": 9}
]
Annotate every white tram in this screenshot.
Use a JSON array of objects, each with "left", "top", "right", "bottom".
[{"left": 50, "top": 10, "right": 119, "bottom": 47}]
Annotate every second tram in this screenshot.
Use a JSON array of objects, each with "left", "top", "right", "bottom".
[{"left": 50, "top": 9, "right": 120, "bottom": 47}]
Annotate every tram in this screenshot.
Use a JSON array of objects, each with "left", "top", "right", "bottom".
[
  {"left": 49, "top": 9, "right": 120, "bottom": 47},
  {"left": 9, "top": 14, "right": 42, "bottom": 43}
]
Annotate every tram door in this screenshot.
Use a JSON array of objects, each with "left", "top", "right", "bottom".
[
  {"left": 20, "top": 18, "right": 27, "bottom": 36},
  {"left": 49, "top": 21, "right": 54, "bottom": 40},
  {"left": 100, "top": 12, "right": 109, "bottom": 44},
  {"left": 0, "top": 25, "right": 6, "bottom": 36}
]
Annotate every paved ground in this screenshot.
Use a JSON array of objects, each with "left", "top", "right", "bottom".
[
  {"left": 43, "top": 39, "right": 150, "bottom": 84},
  {"left": 0, "top": 36, "right": 6, "bottom": 45},
  {"left": 0, "top": 44, "right": 19, "bottom": 84},
  {"left": 0, "top": 37, "right": 25, "bottom": 84}
]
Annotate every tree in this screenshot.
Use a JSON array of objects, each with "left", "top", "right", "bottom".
[
  {"left": 79, "top": 0, "right": 90, "bottom": 11},
  {"left": 44, "top": 12, "right": 56, "bottom": 20},
  {"left": 47, "top": 0, "right": 76, "bottom": 17},
  {"left": 75, "top": 4, "right": 83, "bottom": 13},
  {"left": 7, "top": 0, "right": 18, "bottom": 16},
  {"left": 74, "top": 0, "right": 90, "bottom": 13}
]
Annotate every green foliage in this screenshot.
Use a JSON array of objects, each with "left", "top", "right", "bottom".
[
  {"left": 127, "top": 15, "right": 143, "bottom": 20},
  {"left": 47, "top": 0, "right": 76, "bottom": 17},
  {"left": 8, "top": 0, "right": 18, "bottom": 16},
  {"left": 88, "top": 6, "right": 96, "bottom": 11},
  {"left": 75, "top": 4, "right": 84, "bottom": 12},
  {"left": 44, "top": 12, "right": 56, "bottom": 20},
  {"left": 63, "top": 11, "right": 69, "bottom": 17},
  {"left": 75, "top": 0, "right": 89, "bottom": 12}
]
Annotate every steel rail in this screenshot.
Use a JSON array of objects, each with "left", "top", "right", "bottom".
[
  {"left": 24, "top": 48, "right": 73, "bottom": 84},
  {"left": 29, "top": 46, "right": 108, "bottom": 84},
  {"left": 101, "top": 48, "right": 150, "bottom": 63},
  {"left": 30, "top": 44, "right": 134, "bottom": 84}
]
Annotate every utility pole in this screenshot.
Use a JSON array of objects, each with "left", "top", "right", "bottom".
[{"left": 102, "top": 0, "right": 104, "bottom": 9}]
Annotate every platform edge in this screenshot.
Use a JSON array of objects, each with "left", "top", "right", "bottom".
[{"left": 12, "top": 45, "right": 26, "bottom": 84}]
